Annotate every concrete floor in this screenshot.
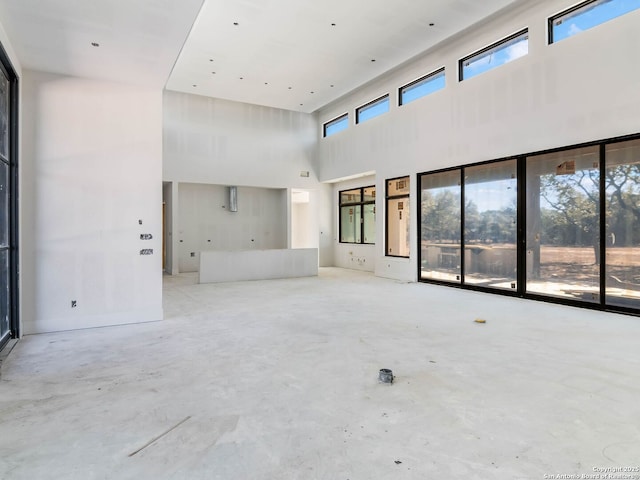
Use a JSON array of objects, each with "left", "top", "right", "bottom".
[{"left": 1, "top": 268, "right": 639, "bottom": 480}]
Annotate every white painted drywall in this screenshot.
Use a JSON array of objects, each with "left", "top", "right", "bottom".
[
  {"left": 163, "top": 90, "right": 319, "bottom": 187},
  {"left": 22, "top": 70, "right": 163, "bottom": 334},
  {"left": 316, "top": 183, "right": 334, "bottom": 267},
  {"left": 318, "top": 0, "right": 640, "bottom": 282},
  {"left": 162, "top": 182, "right": 174, "bottom": 274},
  {"left": 177, "top": 183, "right": 288, "bottom": 272},
  {"left": 199, "top": 248, "right": 318, "bottom": 283},
  {"left": 163, "top": 90, "right": 332, "bottom": 267}
]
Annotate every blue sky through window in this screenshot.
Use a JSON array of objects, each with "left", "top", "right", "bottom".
[
  {"left": 461, "top": 31, "right": 528, "bottom": 81},
  {"left": 400, "top": 70, "right": 445, "bottom": 105},
  {"left": 357, "top": 96, "right": 389, "bottom": 124},
  {"left": 552, "top": 0, "right": 640, "bottom": 42},
  {"left": 324, "top": 114, "right": 348, "bottom": 137}
]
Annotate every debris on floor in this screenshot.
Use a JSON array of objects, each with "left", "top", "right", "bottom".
[{"left": 378, "top": 368, "right": 394, "bottom": 384}]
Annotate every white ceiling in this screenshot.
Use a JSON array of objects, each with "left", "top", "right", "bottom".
[{"left": 0, "top": 0, "right": 525, "bottom": 113}]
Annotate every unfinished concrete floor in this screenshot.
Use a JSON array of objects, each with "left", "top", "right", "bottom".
[{"left": 1, "top": 268, "right": 639, "bottom": 479}]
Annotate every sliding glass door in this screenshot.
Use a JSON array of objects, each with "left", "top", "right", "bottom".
[
  {"left": 419, "top": 135, "right": 640, "bottom": 314},
  {"left": 604, "top": 139, "right": 640, "bottom": 308},
  {"left": 525, "top": 146, "right": 600, "bottom": 302}
]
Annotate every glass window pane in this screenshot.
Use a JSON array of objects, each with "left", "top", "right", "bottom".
[
  {"left": 387, "top": 197, "right": 410, "bottom": 256},
  {"left": 551, "top": 0, "right": 640, "bottom": 43},
  {"left": 605, "top": 139, "right": 640, "bottom": 308},
  {"left": 0, "top": 162, "right": 7, "bottom": 247},
  {"left": 400, "top": 69, "right": 445, "bottom": 106},
  {"left": 420, "top": 170, "right": 462, "bottom": 282},
  {"left": 0, "top": 249, "right": 8, "bottom": 338},
  {"left": 340, "top": 205, "right": 361, "bottom": 243},
  {"left": 363, "top": 186, "right": 376, "bottom": 202},
  {"left": 356, "top": 95, "right": 389, "bottom": 124},
  {"left": 0, "top": 71, "right": 7, "bottom": 160},
  {"left": 363, "top": 204, "right": 376, "bottom": 244},
  {"left": 464, "top": 161, "right": 518, "bottom": 289},
  {"left": 387, "top": 176, "right": 410, "bottom": 196},
  {"left": 461, "top": 30, "right": 528, "bottom": 81},
  {"left": 340, "top": 188, "right": 361, "bottom": 204},
  {"left": 526, "top": 146, "right": 600, "bottom": 302},
  {"left": 324, "top": 114, "right": 349, "bottom": 137}
]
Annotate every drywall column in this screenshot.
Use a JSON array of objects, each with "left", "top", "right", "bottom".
[
  {"left": 169, "top": 181, "right": 179, "bottom": 275},
  {"left": 23, "top": 70, "right": 163, "bottom": 334}
]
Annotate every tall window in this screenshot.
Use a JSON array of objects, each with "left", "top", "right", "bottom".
[
  {"left": 339, "top": 186, "right": 375, "bottom": 244},
  {"left": 420, "top": 170, "right": 461, "bottom": 281},
  {"left": 419, "top": 134, "right": 640, "bottom": 314},
  {"left": 465, "top": 161, "right": 518, "bottom": 290},
  {"left": 386, "top": 176, "right": 410, "bottom": 257},
  {"left": 604, "top": 138, "right": 640, "bottom": 308},
  {"left": 549, "top": 0, "right": 640, "bottom": 44},
  {"left": 0, "top": 43, "right": 17, "bottom": 351},
  {"left": 460, "top": 29, "right": 529, "bottom": 81},
  {"left": 525, "top": 146, "right": 600, "bottom": 302}
]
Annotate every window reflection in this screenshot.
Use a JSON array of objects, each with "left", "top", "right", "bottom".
[
  {"left": 464, "top": 161, "right": 517, "bottom": 289},
  {"left": 421, "top": 170, "right": 461, "bottom": 282},
  {"left": 526, "top": 146, "right": 600, "bottom": 302},
  {"left": 605, "top": 139, "right": 640, "bottom": 308}
]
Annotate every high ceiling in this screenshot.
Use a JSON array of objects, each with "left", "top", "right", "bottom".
[{"left": 0, "top": 0, "right": 525, "bottom": 113}]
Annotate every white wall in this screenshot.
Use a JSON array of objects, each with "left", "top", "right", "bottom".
[
  {"left": 22, "top": 70, "right": 163, "bottom": 334},
  {"left": 162, "top": 182, "right": 174, "bottom": 274},
  {"left": 318, "top": 0, "right": 640, "bottom": 282},
  {"left": 177, "top": 183, "right": 288, "bottom": 272},
  {"left": 163, "top": 90, "right": 332, "bottom": 267},
  {"left": 164, "top": 90, "right": 319, "bottom": 187}
]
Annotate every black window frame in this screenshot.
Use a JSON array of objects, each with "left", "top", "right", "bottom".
[
  {"left": 547, "top": 0, "right": 638, "bottom": 44},
  {"left": 338, "top": 185, "right": 376, "bottom": 245},
  {"left": 355, "top": 94, "right": 390, "bottom": 125},
  {"left": 323, "top": 113, "right": 349, "bottom": 138},
  {"left": 459, "top": 28, "right": 529, "bottom": 82},
  {"left": 398, "top": 67, "right": 445, "bottom": 106},
  {"left": 0, "top": 40, "right": 19, "bottom": 352},
  {"left": 417, "top": 132, "right": 640, "bottom": 318},
  {"left": 386, "top": 175, "right": 410, "bottom": 258}
]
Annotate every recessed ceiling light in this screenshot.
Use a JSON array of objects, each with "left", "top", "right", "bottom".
[{"left": 91, "top": 42, "right": 99, "bottom": 47}]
